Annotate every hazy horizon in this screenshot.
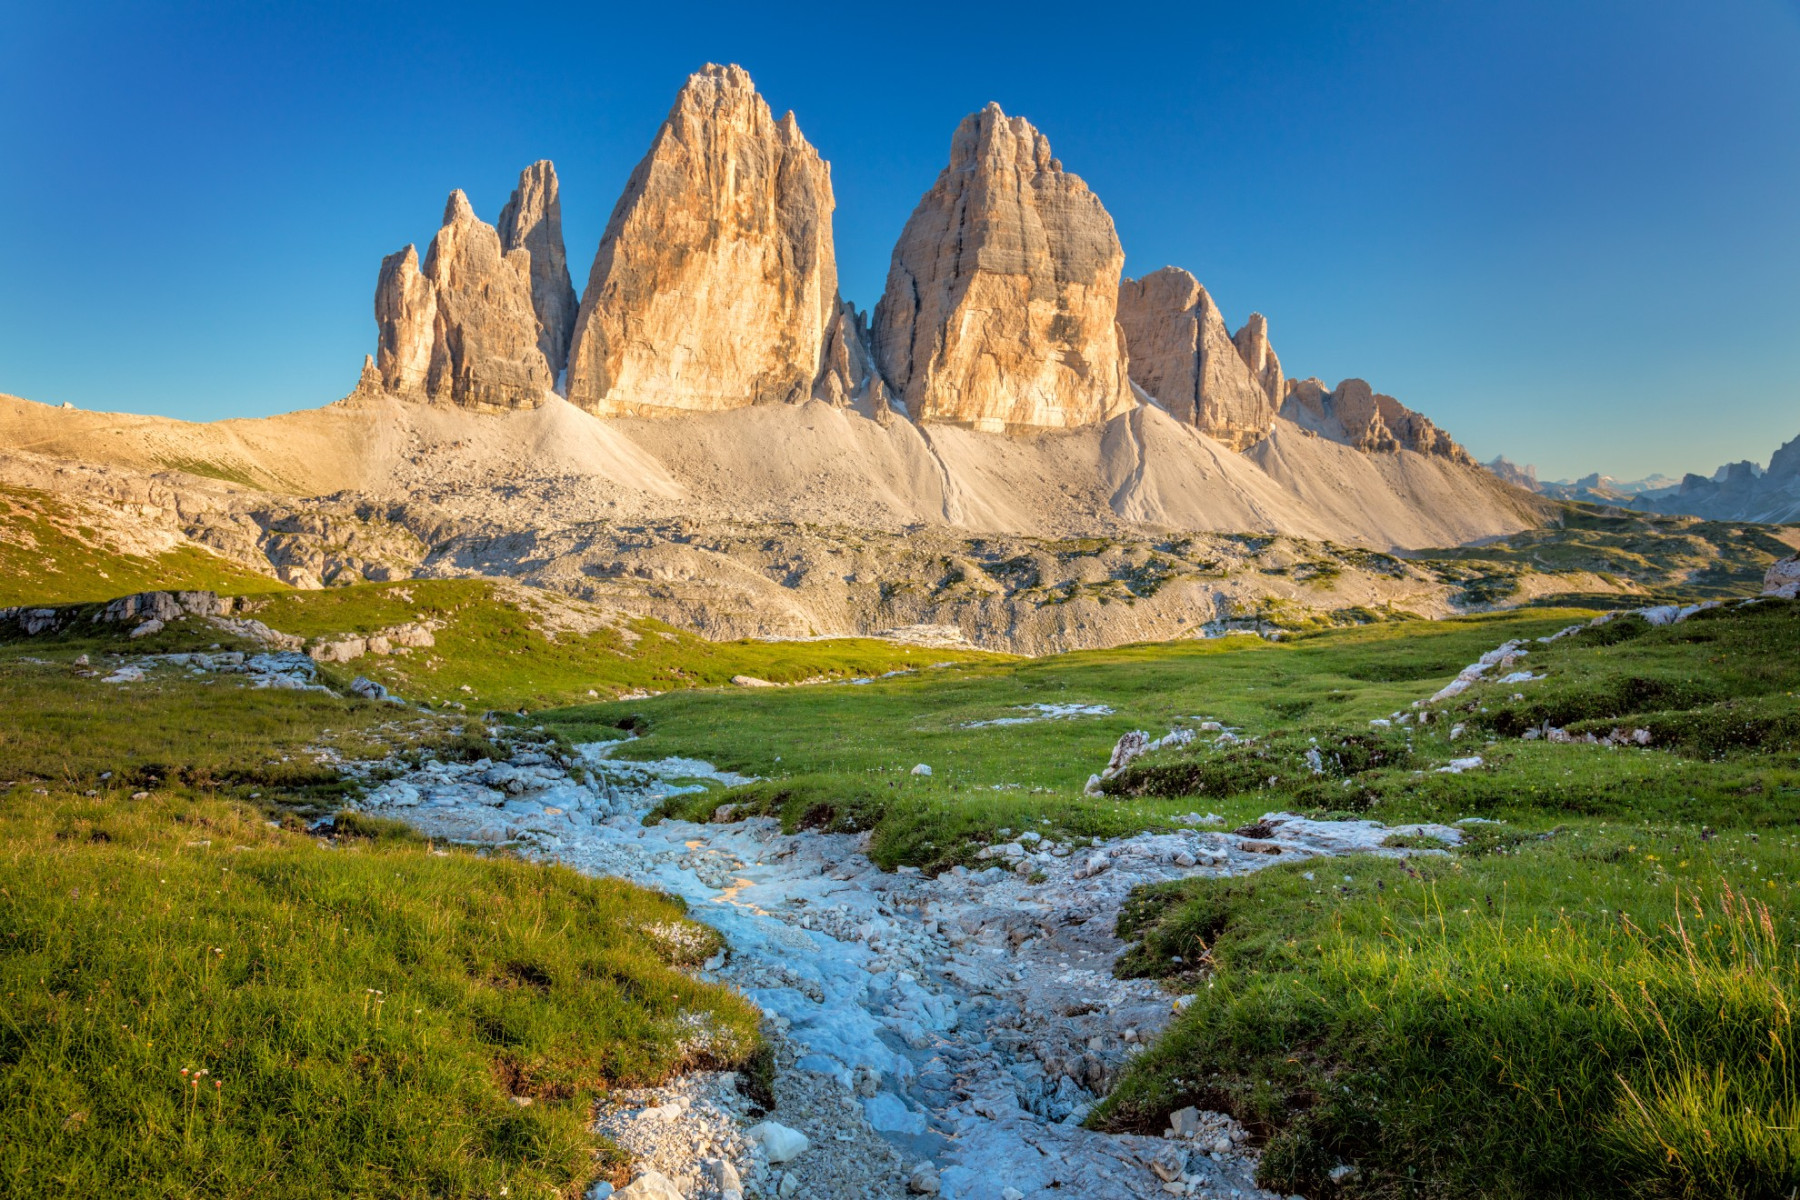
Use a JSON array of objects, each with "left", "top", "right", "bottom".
[{"left": 3, "top": 0, "right": 1797, "bottom": 482}]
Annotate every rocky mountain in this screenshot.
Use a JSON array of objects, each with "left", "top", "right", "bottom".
[
  {"left": 565, "top": 64, "right": 844, "bottom": 417},
  {"left": 374, "top": 191, "right": 556, "bottom": 411},
  {"left": 1491, "top": 431, "right": 1800, "bottom": 524},
  {"left": 497, "top": 161, "right": 579, "bottom": 380},
  {"left": 1116, "top": 267, "right": 1277, "bottom": 451},
  {"left": 0, "top": 62, "right": 1569, "bottom": 653},
  {"left": 1483, "top": 456, "right": 1539, "bottom": 490},
  {"left": 871, "top": 103, "right": 1132, "bottom": 431},
  {"left": 1644, "top": 437, "right": 1800, "bottom": 523}
]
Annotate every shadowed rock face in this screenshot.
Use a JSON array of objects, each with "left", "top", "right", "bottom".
[
  {"left": 1116, "top": 267, "right": 1275, "bottom": 451},
  {"left": 565, "top": 63, "right": 841, "bottom": 417},
  {"left": 497, "top": 161, "right": 579, "bottom": 381},
  {"left": 872, "top": 102, "right": 1134, "bottom": 432},
  {"left": 373, "top": 190, "right": 555, "bottom": 411}
]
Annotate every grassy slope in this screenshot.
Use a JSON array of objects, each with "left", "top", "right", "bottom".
[
  {"left": 0, "top": 485, "right": 280, "bottom": 607},
  {"left": 0, "top": 630, "right": 758, "bottom": 1199},
  {"left": 1419, "top": 503, "right": 1796, "bottom": 606}
]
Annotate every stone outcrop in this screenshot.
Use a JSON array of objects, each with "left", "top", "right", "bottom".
[
  {"left": 374, "top": 245, "right": 437, "bottom": 395},
  {"left": 374, "top": 190, "right": 555, "bottom": 411},
  {"left": 1231, "top": 312, "right": 1283, "bottom": 410},
  {"left": 1115, "top": 267, "right": 1276, "bottom": 450},
  {"left": 1765, "top": 553, "right": 1800, "bottom": 599},
  {"left": 497, "top": 160, "right": 579, "bottom": 379},
  {"left": 566, "top": 64, "right": 841, "bottom": 417},
  {"left": 814, "top": 301, "right": 874, "bottom": 408},
  {"left": 1281, "top": 377, "right": 1474, "bottom": 464},
  {"left": 872, "top": 103, "right": 1133, "bottom": 432}
]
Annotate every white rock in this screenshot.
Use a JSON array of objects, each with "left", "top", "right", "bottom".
[
  {"left": 747, "top": 1120, "right": 810, "bottom": 1163},
  {"left": 778, "top": 1173, "right": 800, "bottom": 1198},
  {"left": 615, "top": 1170, "right": 684, "bottom": 1200},
  {"left": 910, "top": 764, "right": 933, "bottom": 776}
]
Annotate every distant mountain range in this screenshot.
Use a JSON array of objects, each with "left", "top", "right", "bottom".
[{"left": 1486, "top": 431, "right": 1800, "bottom": 525}]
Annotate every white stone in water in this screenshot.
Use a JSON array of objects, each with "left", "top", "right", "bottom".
[{"left": 748, "top": 1121, "right": 810, "bottom": 1162}]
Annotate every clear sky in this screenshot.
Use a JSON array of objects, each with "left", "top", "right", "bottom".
[{"left": 3, "top": 0, "right": 1797, "bottom": 481}]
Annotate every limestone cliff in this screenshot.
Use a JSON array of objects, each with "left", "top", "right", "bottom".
[
  {"left": 1116, "top": 267, "right": 1275, "bottom": 450},
  {"left": 872, "top": 103, "right": 1133, "bottom": 432},
  {"left": 497, "top": 160, "right": 579, "bottom": 379},
  {"left": 565, "top": 64, "right": 841, "bottom": 417},
  {"left": 373, "top": 190, "right": 554, "bottom": 411}
]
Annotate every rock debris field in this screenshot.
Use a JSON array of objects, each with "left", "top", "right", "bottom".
[{"left": 346, "top": 737, "right": 1463, "bottom": 1200}]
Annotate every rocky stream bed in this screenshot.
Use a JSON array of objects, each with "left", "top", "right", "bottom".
[{"left": 343, "top": 738, "right": 1462, "bottom": 1200}]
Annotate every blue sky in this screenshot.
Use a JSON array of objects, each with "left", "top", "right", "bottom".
[{"left": 2, "top": 0, "right": 1797, "bottom": 481}]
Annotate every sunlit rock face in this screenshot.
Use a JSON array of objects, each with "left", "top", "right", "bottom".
[
  {"left": 565, "top": 64, "right": 842, "bottom": 417},
  {"left": 872, "top": 103, "right": 1134, "bottom": 432}
]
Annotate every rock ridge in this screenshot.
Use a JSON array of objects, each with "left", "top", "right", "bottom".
[{"left": 1281, "top": 377, "right": 1473, "bottom": 464}]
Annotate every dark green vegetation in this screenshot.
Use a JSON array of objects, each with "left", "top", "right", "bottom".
[
  {"left": 0, "top": 627, "right": 759, "bottom": 1198},
  {"left": 1420, "top": 504, "right": 1796, "bottom": 608},
  {"left": 0, "top": 485, "right": 281, "bottom": 606},
  {"left": 569, "top": 599, "right": 1800, "bottom": 1198}
]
